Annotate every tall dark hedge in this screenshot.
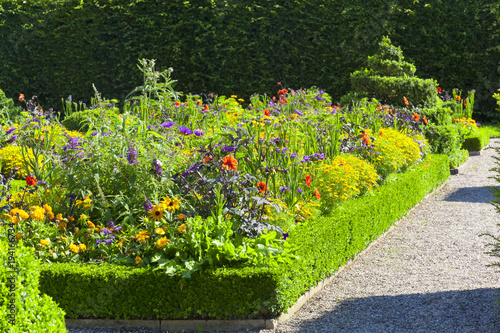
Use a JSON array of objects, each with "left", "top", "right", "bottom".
[{"left": 1, "top": 0, "right": 500, "bottom": 120}]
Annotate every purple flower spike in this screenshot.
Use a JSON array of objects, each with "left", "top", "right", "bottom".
[
  {"left": 161, "top": 121, "right": 175, "bottom": 128},
  {"left": 108, "top": 221, "right": 115, "bottom": 228},
  {"left": 178, "top": 126, "right": 193, "bottom": 135},
  {"left": 152, "top": 159, "right": 163, "bottom": 176},
  {"left": 127, "top": 146, "right": 138, "bottom": 164},
  {"left": 194, "top": 129, "right": 204, "bottom": 137},
  {"left": 5, "top": 128, "right": 15, "bottom": 135},
  {"left": 143, "top": 200, "right": 153, "bottom": 212},
  {"left": 101, "top": 228, "right": 112, "bottom": 235}
]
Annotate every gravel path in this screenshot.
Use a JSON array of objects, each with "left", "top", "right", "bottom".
[{"left": 67, "top": 140, "right": 500, "bottom": 333}]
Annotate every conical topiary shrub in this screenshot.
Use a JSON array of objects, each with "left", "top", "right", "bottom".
[{"left": 350, "top": 36, "right": 438, "bottom": 107}]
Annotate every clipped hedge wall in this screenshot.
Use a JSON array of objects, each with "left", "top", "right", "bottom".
[
  {"left": 0, "top": 240, "right": 66, "bottom": 332},
  {"left": 462, "top": 132, "right": 490, "bottom": 152},
  {"left": 39, "top": 154, "right": 449, "bottom": 320}
]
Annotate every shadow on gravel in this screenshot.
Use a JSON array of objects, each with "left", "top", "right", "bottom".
[
  {"left": 443, "top": 186, "right": 499, "bottom": 203},
  {"left": 293, "top": 288, "right": 500, "bottom": 333}
]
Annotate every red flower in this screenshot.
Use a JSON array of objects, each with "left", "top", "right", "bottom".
[
  {"left": 412, "top": 113, "right": 420, "bottom": 122},
  {"left": 175, "top": 101, "right": 180, "bottom": 107},
  {"left": 437, "top": 87, "right": 442, "bottom": 93},
  {"left": 264, "top": 109, "right": 270, "bottom": 116},
  {"left": 203, "top": 104, "right": 209, "bottom": 111},
  {"left": 456, "top": 95, "right": 461, "bottom": 102},
  {"left": 221, "top": 155, "right": 238, "bottom": 171},
  {"left": 305, "top": 175, "right": 312, "bottom": 187},
  {"left": 277, "top": 90, "right": 283, "bottom": 95},
  {"left": 314, "top": 188, "right": 321, "bottom": 200},
  {"left": 25, "top": 176, "right": 37, "bottom": 186},
  {"left": 282, "top": 89, "right": 288, "bottom": 94},
  {"left": 18, "top": 94, "right": 25, "bottom": 102},
  {"left": 362, "top": 135, "right": 371, "bottom": 145},
  {"left": 257, "top": 182, "right": 267, "bottom": 194}
]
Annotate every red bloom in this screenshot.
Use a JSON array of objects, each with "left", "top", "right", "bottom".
[
  {"left": 314, "top": 188, "right": 321, "bottom": 200},
  {"left": 305, "top": 175, "right": 312, "bottom": 187},
  {"left": 25, "top": 176, "right": 37, "bottom": 186},
  {"left": 202, "top": 155, "right": 213, "bottom": 164},
  {"left": 257, "top": 182, "right": 267, "bottom": 194},
  {"left": 18, "top": 94, "right": 25, "bottom": 102},
  {"left": 437, "top": 87, "right": 442, "bottom": 93},
  {"left": 277, "top": 90, "right": 283, "bottom": 95},
  {"left": 282, "top": 89, "right": 288, "bottom": 94},
  {"left": 221, "top": 155, "right": 238, "bottom": 171},
  {"left": 175, "top": 101, "right": 180, "bottom": 107},
  {"left": 362, "top": 135, "right": 371, "bottom": 145},
  {"left": 264, "top": 109, "right": 270, "bottom": 116},
  {"left": 412, "top": 113, "right": 420, "bottom": 122},
  {"left": 203, "top": 104, "right": 209, "bottom": 111}
]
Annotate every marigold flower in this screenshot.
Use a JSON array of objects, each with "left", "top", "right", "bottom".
[
  {"left": 55, "top": 213, "right": 63, "bottom": 221},
  {"left": 202, "top": 155, "right": 213, "bottom": 164},
  {"left": 456, "top": 95, "right": 461, "bottom": 101},
  {"left": 197, "top": 100, "right": 202, "bottom": 105},
  {"left": 70, "top": 244, "right": 79, "bottom": 253},
  {"left": 423, "top": 115, "right": 428, "bottom": 125},
  {"left": 178, "top": 224, "right": 187, "bottom": 233},
  {"left": 11, "top": 208, "right": 29, "bottom": 220},
  {"left": 135, "top": 256, "right": 143, "bottom": 265},
  {"left": 58, "top": 222, "right": 67, "bottom": 230},
  {"left": 30, "top": 206, "right": 45, "bottom": 221},
  {"left": 412, "top": 113, "right": 420, "bottom": 122},
  {"left": 87, "top": 221, "right": 96, "bottom": 229},
  {"left": 257, "top": 182, "right": 267, "bottom": 194},
  {"left": 79, "top": 244, "right": 86, "bottom": 251},
  {"left": 25, "top": 176, "right": 37, "bottom": 186},
  {"left": 315, "top": 188, "right": 321, "bottom": 200},
  {"left": 305, "top": 175, "right": 312, "bottom": 187},
  {"left": 155, "top": 227, "right": 165, "bottom": 235},
  {"left": 40, "top": 239, "right": 50, "bottom": 246},
  {"left": 203, "top": 104, "right": 209, "bottom": 111},
  {"left": 221, "top": 155, "right": 238, "bottom": 171},
  {"left": 178, "top": 214, "right": 187, "bottom": 219},
  {"left": 156, "top": 237, "right": 170, "bottom": 248}
]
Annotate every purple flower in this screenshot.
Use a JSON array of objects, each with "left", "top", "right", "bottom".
[
  {"left": 222, "top": 145, "right": 236, "bottom": 153},
  {"left": 297, "top": 188, "right": 303, "bottom": 194},
  {"left": 5, "top": 128, "right": 15, "bottom": 135},
  {"left": 91, "top": 131, "right": 98, "bottom": 136},
  {"left": 161, "top": 121, "right": 175, "bottom": 128},
  {"left": 152, "top": 159, "right": 163, "bottom": 176},
  {"left": 101, "top": 228, "right": 112, "bottom": 235},
  {"left": 290, "top": 153, "right": 298, "bottom": 159},
  {"left": 283, "top": 233, "right": 289, "bottom": 241},
  {"left": 102, "top": 131, "right": 113, "bottom": 137},
  {"left": 30, "top": 118, "right": 41, "bottom": 124},
  {"left": 194, "top": 129, "right": 204, "bottom": 137},
  {"left": 143, "top": 200, "right": 153, "bottom": 212},
  {"left": 178, "top": 126, "right": 193, "bottom": 135},
  {"left": 280, "top": 186, "right": 290, "bottom": 192},
  {"left": 127, "top": 146, "right": 138, "bottom": 164},
  {"left": 4, "top": 135, "right": 17, "bottom": 144},
  {"left": 104, "top": 239, "right": 113, "bottom": 244},
  {"left": 108, "top": 221, "right": 115, "bottom": 228},
  {"left": 113, "top": 226, "right": 123, "bottom": 232}
]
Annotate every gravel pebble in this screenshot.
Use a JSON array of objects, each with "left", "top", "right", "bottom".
[{"left": 67, "top": 141, "right": 500, "bottom": 333}]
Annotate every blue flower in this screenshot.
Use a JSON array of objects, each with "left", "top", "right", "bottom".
[
  {"left": 127, "top": 146, "right": 138, "bottom": 164},
  {"left": 290, "top": 153, "right": 298, "bottom": 159},
  {"left": 101, "top": 228, "right": 112, "bottom": 235},
  {"left": 178, "top": 126, "right": 193, "bottom": 135},
  {"left": 222, "top": 145, "right": 236, "bottom": 153},
  {"left": 283, "top": 233, "right": 289, "bottom": 241},
  {"left": 297, "top": 188, "right": 303, "bottom": 194},
  {"left": 161, "top": 121, "right": 175, "bottom": 128},
  {"left": 91, "top": 131, "right": 98, "bottom": 136}
]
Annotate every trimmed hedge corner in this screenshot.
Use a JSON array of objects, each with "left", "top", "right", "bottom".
[
  {"left": 463, "top": 132, "right": 489, "bottom": 152},
  {"left": 38, "top": 154, "right": 450, "bottom": 320}
]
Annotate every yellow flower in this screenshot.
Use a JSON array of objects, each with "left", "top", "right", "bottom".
[
  {"left": 135, "top": 230, "right": 150, "bottom": 242},
  {"left": 79, "top": 244, "right": 86, "bottom": 251},
  {"left": 69, "top": 244, "right": 80, "bottom": 253},
  {"left": 15, "top": 233, "right": 22, "bottom": 240},
  {"left": 134, "top": 256, "right": 142, "bottom": 265},
  {"left": 76, "top": 193, "right": 92, "bottom": 208},
  {"left": 59, "top": 236, "right": 67, "bottom": 242},
  {"left": 40, "top": 239, "right": 50, "bottom": 246},
  {"left": 30, "top": 206, "right": 45, "bottom": 221},
  {"left": 178, "top": 224, "right": 187, "bottom": 233},
  {"left": 55, "top": 213, "right": 63, "bottom": 221},
  {"left": 117, "top": 238, "right": 125, "bottom": 248},
  {"left": 148, "top": 204, "right": 165, "bottom": 221},
  {"left": 156, "top": 237, "right": 170, "bottom": 248},
  {"left": 177, "top": 214, "right": 187, "bottom": 220},
  {"left": 162, "top": 196, "right": 181, "bottom": 212},
  {"left": 11, "top": 208, "right": 29, "bottom": 220},
  {"left": 43, "top": 204, "right": 53, "bottom": 213},
  {"left": 79, "top": 214, "right": 87, "bottom": 221},
  {"left": 154, "top": 227, "right": 165, "bottom": 235},
  {"left": 87, "top": 221, "right": 96, "bottom": 229}
]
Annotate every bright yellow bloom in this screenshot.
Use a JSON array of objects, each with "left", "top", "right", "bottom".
[
  {"left": 10, "top": 208, "right": 29, "bottom": 220},
  {"left": 76, "top": 193, "right": 92, "bottom": 208},
  {"left": 87, "top": 221, "right": 96, "bottom": 229},
  {"left": 161, "top": 196, "right": 181, "bottom": 212},
  {"left": 30, "top": 206, "right": 45, "bottom": 221},
  {"left": 178, "top": 224, "right": 187, "bottom": 233},
  {"left": 40, "top": 239, "right": 50, "bottom": 246},
  {"left": 156, "top": 237, "right": 170, "bottom": 248},
  {"left": 55, "top": 213, "right": 63, "bottom": 221},
  {"left": 79, "top": 244, "right": 86, "bottom": 251},
  {"left": 154, "top": 227, "right": 165, "bottom": 235},
  {"left": 79, "top": 214, "right": 87, "bottom": 221},
  {"left": 135, "top": 230, "right": 150, "bottom": 242},
  {"left": 59, "top": 236, "right": 67, "bottom": 242},
  {"left": 134, "top": 256, "right": 142, "bottom": 265},
  {"left": 69, "top": 244, "right": 80, "bottom": 253},
  {"left": 148, "top": 204, "right": 165, "bottom": 221},
  {"left": 43, "top": 204, "right": 53, "bottom": 213}
]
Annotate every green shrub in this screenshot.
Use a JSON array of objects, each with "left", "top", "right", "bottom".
[
  {"left": 462, "top": 132, "right": 489, "bottom": 152},
  {"left": 449, "top": 148, "right": 469, "bottom": 169},
  {"left": 350, "top": 36, "right": 438, "bottom": 108},
  {"left": 425, "top": 124, "right": 463, "bottom": 157},
  {"left": 39, "top": 154, "right": 449, "bottom": 320},
  {"left": 0, "top": 240, "right": 66, "bottom": 332},
  {"left": 61, "top": 108, "right": 120, "bottom": 132}
]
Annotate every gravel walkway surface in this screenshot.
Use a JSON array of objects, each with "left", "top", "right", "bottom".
[{"left": 67, "top": 140, "right": 500, "bottom": 333}]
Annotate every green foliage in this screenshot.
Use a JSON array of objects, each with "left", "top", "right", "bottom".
[
  {"left": 462, "top": 132, "right": 490, "bottom": 152},
  {"left": 38, "top": 154, "right": 449, "bottom": 320},
  {"left": 350, "top": 36, "right": 438, "bottom": 108},
  {"left": 61, "top": 108, "right": 120, "bottom": 132},
  {"left": 424, "top": 124, "right": 465, "bottom": 166},
  {"left": 0, "top": 240, "right": 66, "bottom": 332}
]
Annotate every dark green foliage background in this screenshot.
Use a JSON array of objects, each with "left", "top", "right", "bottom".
[
  {"left": 38, "top": 154, "right": 449, "bottom": 320},
  {"left": 1, "top": 0, "right": 499, "bottom": 120}
]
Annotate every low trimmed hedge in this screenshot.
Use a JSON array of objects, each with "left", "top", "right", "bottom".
[
  {"left": 39, "top": 154, "right": 450, "bottom": 320},
  {"left": 462, "top": 132, "right": 490, "bottom": 152},
  {"left": 0, "top": 240, "right": 66, "bottom": 332}
]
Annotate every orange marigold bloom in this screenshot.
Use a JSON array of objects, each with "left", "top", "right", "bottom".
[
  {"left": 197, "top": 100, "right": 202, "bottom": 105},
  {"left": 221, "top": 155, "right": 238, "bottom": 171},
  {"left": 403, "top": 96, "right": 409, "bottom": 106},
  {"left": 305, "top": 175, "right": 312, "bottom": 187},
  {"left": 412, "top": 113, "right": 420, "bottom": 122},
  {"left": 315, "top": 188, "right": 321, "bottom": 200},
  {"left": 203, "top": 104, "right": 209, "bottom": 111},
  {"left": 257, "top": 182, "right": 267, "bottom": 194},
  {"left": 456, "top": 95, "right": 461, "bottom": 101},
  {"left": 202, "top": 155, "right": 213, "bottom": 164},
  {"left": 18, "top": 94, "right": 24, "bottom": 102}
]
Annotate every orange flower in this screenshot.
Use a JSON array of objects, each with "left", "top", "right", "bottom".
[
  {"left": 203, "top": 104, "right": 209, "bottom": 111},
  {"left": 456, "top": 95, "right": 461, "bottom": 101},
  {"left": 403, "top": 96, "right": 409, "bottom": 106},
  {"left": 277, "top": 90, "right": 283, "bottom": 95},
  {"left": 314, "top": 188, "right": 321, "bottom": 200},
  {"left": 282, "top": 89, "right": 288, "bottom": 94},
  {"left": 197, "top": 100, "right": 202, "bottom": 105},
  {"left": 362, "top": 135, "right": 371, "bottom": 145},
  {"left": 423, "top": 115, "right": 428, "bottom": 125},
  {"left": 305, "top": 175, "right": 312, "bottom": 187},
  {"left": 221, "top": 155, "right": 238, "bottom": 171},
  {"left": 18, "top": 94, "right": 25, "bottom": 102},
  {"left": 202, "top": 155, "right": 213, "bottom": 164},
  {"left": 257, "top": 182, "right": 267, "bottom": 194},
  {"left": 263, "top": 109, "right": 270, "bottom": 116},
  {"left": 25, "top": 176, "right": 37, "bottom": 186},
  {"left": 412, "top": 113, "right": 420, "bottom": 122},
  {"left": 175, "top": 101, "right": 180, "bottom": 107},
  {"left": 379, "top": 129, "right": 383, "bottom": 136},
  {"left": 437, "top": 87, "right": 442, "bottom": 93}
]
